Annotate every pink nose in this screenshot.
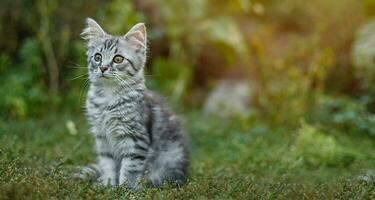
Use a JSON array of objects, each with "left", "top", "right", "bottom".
[{"left": 99, "top": 66, "right": 108, "bottom": 73}]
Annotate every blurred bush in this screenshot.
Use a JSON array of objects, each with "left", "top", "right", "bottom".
[
  {"left": 247, "top": 0, "right": 365, "bottom": 125},
  {"left": 288, "top": 121, "right": 356, "bottom": 168},
  {"left": 310, "top": 96, "right": 375, "bottom": 137},
  {"left": 0, "top": 39, "right": 50, "bottom": 118},
  {"left": 150, "top": 58, "right": 192, "bottom": 104}
]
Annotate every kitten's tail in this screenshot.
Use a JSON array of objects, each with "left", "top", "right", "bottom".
[{"left": 74, "top": 164, "right": 101, "bottom": 183}]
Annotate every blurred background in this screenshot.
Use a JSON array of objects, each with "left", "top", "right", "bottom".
[
  {"left": 1, "top": 0, "right": 375, "bottom": 198},
  {"left": 1, "top": 0, "right": 375, "bottom": 124}
]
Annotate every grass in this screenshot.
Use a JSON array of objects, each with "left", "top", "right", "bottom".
[{"left": 0, "top": 111, "right": 375, "bottom": 199}]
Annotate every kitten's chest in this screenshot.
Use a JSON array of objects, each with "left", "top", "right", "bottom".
[{"left": 86, "top": 95, "right": 142, "bottom": 137}]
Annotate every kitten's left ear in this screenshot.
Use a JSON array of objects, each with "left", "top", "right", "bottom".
[
  {"left": 81, "top": 18, "right": 107, "bottom": 46},
  {"left": 124, "top": 23, "right": 147, "bottom": 47}
]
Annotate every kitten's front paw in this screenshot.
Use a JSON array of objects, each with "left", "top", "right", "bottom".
[
  {"left": 74, "top": 164, "right": 101, "bottom": 183},
  {"left": 119, "top": 177, "right": 142, "bottom": 191},
  {"left": 121, "top": 182, "right": 141, "bottom": 191},
  {"left": 98, "top": 175, "right": 117, "bottom": 186}
]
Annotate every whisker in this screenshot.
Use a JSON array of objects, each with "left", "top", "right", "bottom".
[
  {"left": 114, "top": 73, "right": 138, "bottom": 85},
  {"left": 144, "top": 74, "right": 159, "bottom": 77},
  {"left": 66, "top": 66, "right": 87, "bottom": 69},
  {"left": 79, "top": 78, "right": 90, "bottom": 105},
  {"left": 70, "top": 73, "right": 88, "bottom": 81},
  {"left": 114, "top": 76, "right": 135, "bottom": 93},
  {"left": 66, "top": 61, "right": 86, "bottom": 68}
]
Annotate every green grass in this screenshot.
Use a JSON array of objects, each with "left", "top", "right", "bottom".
[{"left": 1, "top": 112, "right": 375, "bottom": 199}]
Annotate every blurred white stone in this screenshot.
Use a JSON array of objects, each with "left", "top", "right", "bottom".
[
  {"left": 66, "top": 120, "right": 78, "bottom": 135},
  {"left": 352, "top": 18, "right": 375, "bottom": 86},
  {"left": 203, "top": 80, "right": 251, "bottom": 117}
]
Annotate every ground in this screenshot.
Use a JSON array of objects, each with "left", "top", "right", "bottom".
[{"left": 0, "top": 111, "right": 374, "bottom": 199}]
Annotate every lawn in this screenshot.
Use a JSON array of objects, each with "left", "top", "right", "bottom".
[{"left": 1, "top": 111, "right": 375, "bottom": 199}]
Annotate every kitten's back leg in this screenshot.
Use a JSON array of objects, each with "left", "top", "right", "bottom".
[{"left": 146, "top": 144, "right": 189, "bottom": 188}]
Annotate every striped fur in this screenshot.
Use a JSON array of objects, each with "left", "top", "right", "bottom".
[{"left": 76, "top": 18, "right": 190, "bottom": 190}]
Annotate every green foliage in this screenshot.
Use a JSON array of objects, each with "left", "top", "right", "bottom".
[
  {"left": 99, "top": 0, "right": 143, "bottom": 34},
  {"left": 289, "top": 122, "right": 356, "bottom": 168},
  {"left": 311, "top": 96, "right": 375, "bottom": 137},
  {"left": 150, "top": 58, "right": 193, "bottom": 104},
  {"left": 0, "top": 39, "right": 55, "bottom": 118}
]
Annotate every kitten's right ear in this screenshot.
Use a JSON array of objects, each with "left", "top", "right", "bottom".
[
  {"left": 81, "top": 18, "right": 107, "bottom": 46},
  {"left": 124, "top": 23, "right": 147, "bottom": 47}
]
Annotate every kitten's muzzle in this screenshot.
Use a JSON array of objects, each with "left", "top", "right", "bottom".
[{"left": 99, "top": 66, "right": 109, "bottom": 73}]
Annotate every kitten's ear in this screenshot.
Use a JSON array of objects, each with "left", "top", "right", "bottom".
[
  {"left": 81, "top": 18, "right": 107, "bottom": 46},
  {"left": 124, "top": 23, "right": 147, "bottom": 47}
]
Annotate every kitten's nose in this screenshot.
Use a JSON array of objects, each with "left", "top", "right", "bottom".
[{"left": 99, "top": 66, "right": 109, "bottom": 73}]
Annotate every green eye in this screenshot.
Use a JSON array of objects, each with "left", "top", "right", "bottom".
[
  {"left": 113, "top": 55, "right": 124, "bottom": 64},
  {"left": 94, "top": 53, "right": 102, "bottom": 62}
]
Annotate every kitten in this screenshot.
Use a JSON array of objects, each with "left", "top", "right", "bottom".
[{"left": 76, "top": 18, "right": 190, "bottom": 190}]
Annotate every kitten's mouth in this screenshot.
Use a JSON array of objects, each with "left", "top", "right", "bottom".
[{"left": 100, "top": 74, "right": 109, "bottom": 79}]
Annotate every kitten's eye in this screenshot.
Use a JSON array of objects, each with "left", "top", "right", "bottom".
[
  {"left": 94, "top": 53, "right": 102, "bottom": 62},
  {"left": 113, "top": 55, "right": 124, "bottom": 64}
]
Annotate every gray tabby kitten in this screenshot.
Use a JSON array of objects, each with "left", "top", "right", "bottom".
[{"left": 77, "top": 18, "right": 190, "bottom": 189}]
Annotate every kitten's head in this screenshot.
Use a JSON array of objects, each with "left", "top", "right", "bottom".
[{"left": 81, "top": 18, "right": 147, "bottom": 87}]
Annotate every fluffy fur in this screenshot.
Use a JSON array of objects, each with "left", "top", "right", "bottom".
[{"left": 76, "top": 18, "right": 190, "bottom": 190}]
